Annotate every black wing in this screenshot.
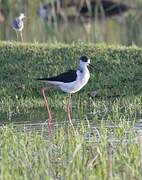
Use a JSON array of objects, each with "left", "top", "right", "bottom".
[
  {"left": 13, "top": 18, "right": 22, "bottom": 29},
  {"left": 37, "top": 70, "right": 77, "bottom": 83}
]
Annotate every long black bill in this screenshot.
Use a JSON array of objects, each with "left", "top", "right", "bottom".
[{"left": 89, "top": 64, "right": 95, "bottom": 69}]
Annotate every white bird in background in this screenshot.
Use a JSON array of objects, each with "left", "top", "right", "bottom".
[{"left": 12, "top": 13, "right": 26, "bottom": 42}]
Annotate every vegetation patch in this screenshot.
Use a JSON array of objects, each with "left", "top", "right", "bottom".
[
  {"left": 0, "top": 41, "right": 142, "bottom": 122},
  {"left": 0, "top": 42, "right": 142, "bottom": 179},
  {"left": 0, "top": 123, "right": 141, "bottom": 179}
]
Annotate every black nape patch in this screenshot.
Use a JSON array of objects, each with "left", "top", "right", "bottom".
[{"left": 80, "top": 56, "right": 88, "bottom": 62}]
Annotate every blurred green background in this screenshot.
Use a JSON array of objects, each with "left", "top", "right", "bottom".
[{"left": 0, "top": 0, "right": 142, "bottom": 45}]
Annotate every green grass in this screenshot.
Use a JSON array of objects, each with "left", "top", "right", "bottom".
[
  {"left": 0, "top": 41, "right": 142, "bottom": 179},
  {"left": 0, "top": 41, "right": 142, "bottom": 123},
  {"left": 0, "top": 123, "right": 140, "bottom": 180}
]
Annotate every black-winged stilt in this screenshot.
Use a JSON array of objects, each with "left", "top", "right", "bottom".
[
  {"left": 37, "top": 56, "right": 93, "bottom": 132},
  {"left": 12, "top": 13, "right": 26, "bottom": 42}
]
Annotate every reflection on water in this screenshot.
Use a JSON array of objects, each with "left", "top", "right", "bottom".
[
  {"left": 0, "top": 0, "right": 142, "bottom": 45},
  {"left": 135, "top": 119, "right": 142, "bottom": 132},
  {"left": 0, "top": 10, "right": 142, "bottom": 45},
  {"left": 0, "top": 106, "right": 141, "bottom": 143}
]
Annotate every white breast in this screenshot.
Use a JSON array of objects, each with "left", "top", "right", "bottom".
[
  {"left": 59, "top": 68, "right": 90, "bottom": 93},
  {"left": 18, "top": 22, "right": 24, "bottom": 31}
]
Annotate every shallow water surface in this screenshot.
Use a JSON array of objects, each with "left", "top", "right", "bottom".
[
  {"left": 0, "top": 108, "right": 142, "bottom": 144},
  {"left": 0, "top": 105, "right": 142, "bottom": 143}
]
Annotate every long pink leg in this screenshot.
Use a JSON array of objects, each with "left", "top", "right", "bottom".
[
  {"left": 16, "top": 31, "right": 18, "bottom": 41},
  {"left": 67, "top": 94, "right": 74, "bottom": 128},
  {"left": 41, "top": 88, "right": 52, "bottom": 134}
]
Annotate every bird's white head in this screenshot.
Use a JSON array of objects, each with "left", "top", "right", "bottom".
[
  {"left": 79, "top": 56, "right": 90, "bottom": 68},
  {"left": 19, "top": 13, "right": 26, "bottom": 19}
]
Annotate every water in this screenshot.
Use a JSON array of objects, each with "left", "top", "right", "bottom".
[
  {"left": 1, "top": 0, "right": 142, "bottom": 45},
  {"left": 0, "top": 107, "right": 141, "bottom": 144}
]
